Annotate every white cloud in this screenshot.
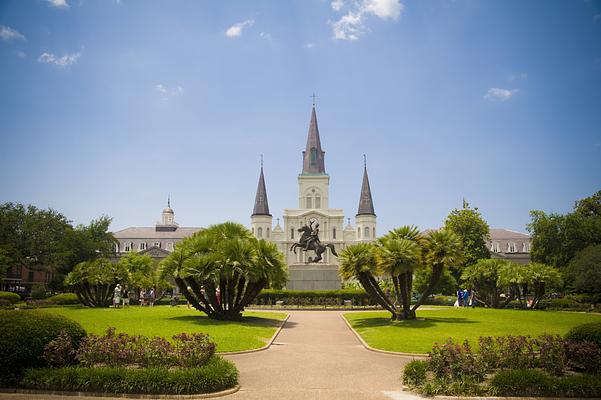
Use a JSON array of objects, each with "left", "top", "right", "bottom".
[
  {"left": 259, "top": 32, "right": 272, "bottom": 40},
  {"left": 155, "top": 83, "right": 183, "bottom": 99},
  {"left": 304, "top": 43, "right": 315, "bottom": 49},
  {"left": 484, "top": 87, "right": 518, "bottom": 101},
  {"left": 47, "top": 0, "right": 69, "bottom": 8},
  {"left": 508, "top": 72, "right": 528, "bottom": 82},
  {"left": 17, "top": 51, "right": 26, "bottom": 58},
  {"left": 225, "top": 19, "right": 254, "bottom": 38},
  {"left": 37, "top": 52, "right": 80, "bottom": 67},
  {"left": 331, "top": 0, "right": 344, "bottom": 11},
  {"left": 0, "top": 25, "right": 26, "bottom": 41},
  {"left": 330, "top": 0, "right": 403, "bottom": 41}
]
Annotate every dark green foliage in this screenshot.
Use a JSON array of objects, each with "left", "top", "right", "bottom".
[
  {"left": 567, "top": 244, "right": 601, "bottom": 294},
  {"left": 255, "top": 289, "right": 374, "bottom": 306},
  {"left": 490, "top": 369, "right": 601, "bottom": 398},
  {"left": 0, "top": 310, "right": 86, "bottom": 384},
  {"left": 30, "top": 283, "right": 47, "bottom": 299},
  {"left": 64, "top": 258, "right": 129, "bottom": 307},
  {"left": 429, "top": 339, "right": 485, "bottom": 381},
  {"left": 20, "top": 356, "right": 238, "bottom": 395},
  {"left": 403, "top": 360, "right": 428, "bottom": 386},
  {"left": 565, "top": 340, "right": 601, "bottom": 373},
  {"left": 413, "top": 268, "right": 457, "bottom": 296},
  {"left": 46, "top": 293, "right": 79, "bottom": 305},
  {"left": 539, "top": 296, "right": 592, "bottom": 311},
  {"left": 566, "top": 322, "right": 601, "bottom": 347},
  {"left": 0, "top": 291, "right": 21, "bottom": 304}
]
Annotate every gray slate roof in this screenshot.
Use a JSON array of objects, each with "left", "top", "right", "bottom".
[
  {"left": 302, "top": 106, "right": 326, "bottom": 174},
  {"left": 357, "top": 166, "right": 376, "bottom": 216},
  {"left": 113, "top": 227, "right": 202, "bottom": 239},
  {"left": 252, "top": 166, "right": 271, "bottom": 216}
]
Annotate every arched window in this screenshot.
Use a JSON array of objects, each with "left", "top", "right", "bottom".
[
  {"left": 291, "top": 228, "right": 294, "bottom": 239},
  {"left": 306, "top": 196, "right": 312, "bottom": 208},
  {"left": 310, "top": 147, "right": 318, "bottom": 165},
  {"left": 115, "top": 243, "right": 120, "bottom": 253},
  {"left": 257, "top": 227, "right": 263, "bottom": 238},
  {"left": 333, "top": 227, "right": 337, "bottom": 239},
  {"left": 364, "top": 227, "right": 370, "bottom": 238},
  {"left": 315, "top": 195, "right": 321, "bottom": 209},
  {"left": 357, "top": 227, "right": 361, "bottom": 238},
  {"left": 252, "top": 227, "right": 254, "bottom": 235},
  {"left": 373, "top": 227, "right": 376, "bottom": 238},
  {"left": 267, "top": 228, "right": 270, "bottom": 238},
  {"left": 522, "top": 242, "right": 529, "bottom": 252}
]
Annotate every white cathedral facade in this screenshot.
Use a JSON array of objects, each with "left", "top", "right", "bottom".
[{"left": 250, "top": 105, "right": 376, "bottom": 290}]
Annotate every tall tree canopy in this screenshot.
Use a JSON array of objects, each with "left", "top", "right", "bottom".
[
  {"left": 566, "top": 244, "right": 601, "bottom": 295},
  {"left": 160, "top": 222, "right": 287, "bottom": 321},
  {"left": 528, "top": 190, "right": 601, "bottom": 268},
  {"left": 443, "top": 202, "right": 490, "bottom": 279}
]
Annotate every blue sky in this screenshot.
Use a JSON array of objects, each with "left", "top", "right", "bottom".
[{"left": 1, "top": 0, "right": 600, "bottom": 234}]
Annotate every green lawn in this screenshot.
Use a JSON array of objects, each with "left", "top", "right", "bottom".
[
  {"left": 43, "top": 306, "right": 287, "bottom": 353},
  {"left": 344, "top": 307, "right": 601, "bottom": 354}
]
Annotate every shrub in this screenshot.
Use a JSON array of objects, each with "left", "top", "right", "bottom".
[
  {"left": 0, "top": 291, "right": 21, "bottom": 304},
  {"left": 565, "top": 340, "right": 601, "bottom": 373},
  {"left": 76, "top": 328, "right": 216, "bottom": 369},
  {"left": 20, "top": 356, "right": 238, "bottom": 395},
  {"left": 254, "top": 289, "right": 374, "bottom": 306},
  {"left": 566, "top": 322, "right": 601, "bottom": 347},
  {"left": 30, "top": 283, "right": 47, "bottom": 299},
  {"left": 538, "top": 334, "right": 567, "bottom": 376},
  {"left": 43, "top": 331, "right": 77, "bottom": 367},
  {"left": 491, "top": 369, "right": 601, "bottom": 397},
  {"left": 403, "top": 360, "right": 428, "bottom": 387},
  {"left": 539, "top": 297, "right": 590, "bottom": 311},
  {"left": 0, "top": 310, "right": 86, "bottom": 384},
  {"left": 46, "top": 293, "right": 79, "bottom": 305},
  {"left": 429, "top": 339, "right": 485, "bottom": 381}
]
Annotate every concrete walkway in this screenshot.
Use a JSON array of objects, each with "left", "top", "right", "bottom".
[{"left": 223, "top": 311, "right": 422, "bottom": 400}]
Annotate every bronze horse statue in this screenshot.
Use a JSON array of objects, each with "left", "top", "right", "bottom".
[{"left": 290, "top": 224, "right": 338, "bottom": 263}]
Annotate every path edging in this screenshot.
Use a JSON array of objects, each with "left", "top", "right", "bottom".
[
  {"left": 0, "top": 385, "right": 240, "bottom": 399},
  {"left": 434, "top": 396, "right": 601, "bottom": 400},
  {"left": 339, "top": 312, "right": 429, "bottom": 358},
  {"left": 219, "top": 314, "right": 290, "bottom": 355}
]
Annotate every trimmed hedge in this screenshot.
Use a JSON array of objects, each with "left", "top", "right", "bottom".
[
  {"left": 490, "top": 369, "right": 601, "bottom": 397},
  {"left": 0, "top": 310, "right": 86, "bottom": 384},
  {"left": 254, "top": 289, "right": 375, "bottom": 306},
  {"left": 566, "top": 322, "right": 601, "bottom": 347},
  {"left": 46, "top": 293, "right": 79, "bottom": 305},
  {"left": 20, "top": 356, "right": 238, "bottom": 395},
  {"left": 0, "top": 291, "right": 21, "bottom": 305}
]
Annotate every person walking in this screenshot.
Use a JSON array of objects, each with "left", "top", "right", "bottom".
[
  {"left": 140, "top": 289, "right": 146, "bottom": 306},
  {"left": 463, "top": 289, "right": 470, "bottom": 308},
  {"left": 122, "top": 287, "right": 129, "bottom": 308}
]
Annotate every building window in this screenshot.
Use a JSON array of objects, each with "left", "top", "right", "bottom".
[
  {"left": 306, "top": 196, "right": 312, "bottom": 209},
  {"left": 267, "top": 228, "right": 270, "bottom": 238},
  {"left": 28, "top": 271, "right": 34, "bottom": 282},
  {"left": 115, "top": 243, "right": 120, "bottom": 253},
  {"left": 364, "top": 227, "right": 370, "bottom": 238},
  {"left": 333, "top": 227, "right": 337, "bottom": 239},
  {"left": 257, "top": 227, "right": 263, "bottom": 238},
  {"left": 124, "top": 242, "right": 133, "bottom": 252},
  {"left": 357, "top": 227, "right": 361, "bottom": 238},
  {"left": 508, "top": 242, "right": 517, "bottom": 253},
  {"left": 166, "top": 242, "right": 173, "bottom": 251},
  {"left": 153, "top": 242, "right": 161, "bottom": 248},
  {"left": 522, "top": 242, "right": 529, "bottom": 252},
  {"left": 315, "top": 196, "right": 321, "bottom": 209},
  {"left": 139, "top": 242, "right": 147, "bottom": 251},
  {"left": 252, "top": 227, "right": 254, "bottom": 235},
  {"left": 291, "top": 228, "right": 294, "bottom": 239},
  {"left": 373, "top": 227, "right": 376, "bottom": 238},
  {"left": 310, "top": 147, "right": 317, "bottom": 165}
]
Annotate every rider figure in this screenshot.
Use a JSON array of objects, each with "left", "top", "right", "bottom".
[{"left": 304, "top": 221, "right": 321, "bottom": 251}]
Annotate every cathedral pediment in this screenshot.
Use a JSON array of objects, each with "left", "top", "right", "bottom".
[{"left": 140, "top": 246, "right": 171, "bottom": 258}]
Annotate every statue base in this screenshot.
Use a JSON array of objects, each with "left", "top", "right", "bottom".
[{"left": 286, "top": 263, "right": 341, "bottom": 290}]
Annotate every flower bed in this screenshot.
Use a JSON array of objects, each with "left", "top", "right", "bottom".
[{"left": 402, "top": 323, "right": 601, "bottom": 397}]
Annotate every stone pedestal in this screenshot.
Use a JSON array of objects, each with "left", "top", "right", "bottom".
[{"left": 286, "top": 264, "right": 341, "bottom": 290}]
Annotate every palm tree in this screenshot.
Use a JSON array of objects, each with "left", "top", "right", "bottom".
[
  {"left": 160, "top": 222, "right": 287, "bottom": 320},
  {"left": 412, "top": 229, "right": 463, "bottom": 311}
]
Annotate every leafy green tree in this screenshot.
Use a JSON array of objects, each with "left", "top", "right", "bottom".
[
  {"left": 160, "top": 222, "right": 287, "bottom": 321},
  {"left": 523, "top": 263, "right": 562, "bottom": 308},
  {"left": 117, "top": 252, "right": 170, "bottom": 298},
  {"left": 566, "top": 244, "right": 601, "bottom": 295},
  {"left": 443, "top": 203, "right": 490, "bottom": 280},
  {"left": 461, "top": 259, "right": 510, "bottom": 308},
  {"left": 528, "top": 190, "right": 601, "bottom": 269},
  {"left": 64, "top": 258, "right": 129, "bottom": 307},
  {"left": 340, "top": 226, "right": 463, "bottom": 320},
  {"left": 0, "top": 202, "right": 71, "bottom": 272},
  {"left": 414, "top": 268, "right": 457, "bottom": 296}
]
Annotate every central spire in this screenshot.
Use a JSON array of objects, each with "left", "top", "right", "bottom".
[
  {"left": 357, "top": 155, "right": 376, "bottom": 216},
  {"left": 252, "top": 161, "right": 271, "bottom": 216},
  {"left": 302, "top": 105, "right": 326, "bottom": 174}
]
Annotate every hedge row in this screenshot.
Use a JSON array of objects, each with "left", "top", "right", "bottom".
[
  {"left": 490, "top": 369, "right": 601, "bottom": 397},
  {"left": 566, "top": 322, "right": 601, "bottom": 347},
  {"left": 0, "top": 291, "right": 21, "bottom": 305},
  {"left": 45, "top": 293, "right": 79, "bottom": 305},
  {"left": 254, "top": 289, "right": 375, "bottom": 306},
  {"left": 20, "top": 356, "right": 238, "bottom": 395},
  {"left": 0, "top": 310, "right": 86, "bottom": 384}
]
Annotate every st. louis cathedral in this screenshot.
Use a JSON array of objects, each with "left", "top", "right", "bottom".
[{"left": 250, "top": 105, "right": 376, "bottom": 290}]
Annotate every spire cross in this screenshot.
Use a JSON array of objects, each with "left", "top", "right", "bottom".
[
  {"left": 311, "top": 93, "right": 317, "bottom": 107},
  {"left": 363, "top": 154, "right": 367, "bottom": 168},
  {"left": 260, "top": 154, "right": 263, "bottom": 169},
  {"left": 167, "top": 195, "right": 171, "bottom": 208}
]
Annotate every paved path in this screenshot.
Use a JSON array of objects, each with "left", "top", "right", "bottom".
[{"left": 224, "top": 311, "right": 421, "bottom": 400}]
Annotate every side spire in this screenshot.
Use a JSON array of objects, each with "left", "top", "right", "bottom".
[
  {"left": 357, "top": 155, "right": 376, "bottom": 216},
  {"left": 252, "top": 157, "right": 271, "bottom": 216},
  {"left": 302, "top": 104, "right": 326, "bottom": 174}
]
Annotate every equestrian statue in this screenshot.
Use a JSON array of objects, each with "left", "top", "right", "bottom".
[{"left": 290, "top": 218, "right": 338, "bottom": 263}]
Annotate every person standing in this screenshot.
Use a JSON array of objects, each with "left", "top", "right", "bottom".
[
  {"left": 149, "top": 287, "right": 155, "bottom": 307},
  {"left": 113, "top": 284, "right": 122, "bottom": 309},
  {"left": 463, "top": 289, "right": 470, "bottom": 308},
  {"left": 140, "top": 289, "right": 146, "bottom": 306},
  {"left": 122, "top": 287, "right": 129, "bottom": 308}
]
